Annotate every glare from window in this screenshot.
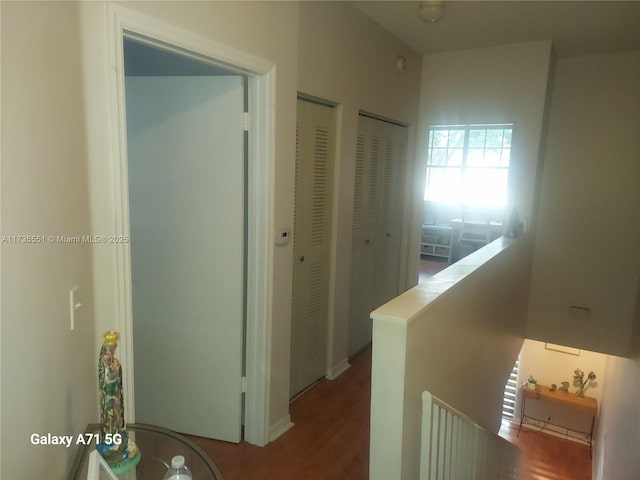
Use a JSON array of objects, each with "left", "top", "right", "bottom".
[{"left": 425, "top": 125, "right": 512, "bottom": 206}]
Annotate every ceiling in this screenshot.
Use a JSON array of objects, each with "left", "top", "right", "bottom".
[{"left": 352, "top": 1, "right": 640, "bottom": 57}]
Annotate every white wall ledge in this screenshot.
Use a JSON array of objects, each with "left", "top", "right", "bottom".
[
  {"left": 372, "top": 236, "right": 517, "bottom": 325},
  {"left": 369, "top": 233, "right": 532, "bottom": 479}
]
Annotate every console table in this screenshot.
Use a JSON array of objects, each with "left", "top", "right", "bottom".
[
  {"left": 518, "top": 385, "right": 597, "bottom": 457},
  {"left": 69, "top": 423, "right": 223, "bottom": 479}
]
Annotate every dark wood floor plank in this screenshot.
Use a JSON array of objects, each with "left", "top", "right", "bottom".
[
  {"left": 186, "top": 344, "right": 591, "bottom": 480},
  {"left": 499, "top": 422, "right": 592, "bottom": 480},
  {"left": 186, "top": 347, "right": 371, "bottom": 480}
]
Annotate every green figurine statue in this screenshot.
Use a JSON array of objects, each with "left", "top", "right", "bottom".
[{"left": 97, "top": 330, "right": 140, "bottom": 474}]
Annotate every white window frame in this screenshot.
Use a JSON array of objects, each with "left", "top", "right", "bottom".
[{"left": 424, "top": 124, "right": 513, "bottom": 207}]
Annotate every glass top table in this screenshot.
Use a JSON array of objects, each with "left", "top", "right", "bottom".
[{"left": 69, "top": 423, "right": 223, "bottom": 479}]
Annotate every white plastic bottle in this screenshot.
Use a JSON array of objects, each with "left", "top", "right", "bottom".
[{"left": 163, "top": 455, "right": 192, "bottom": 480}]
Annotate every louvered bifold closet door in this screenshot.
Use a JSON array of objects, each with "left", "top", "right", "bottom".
[
  {"left": 374, "top": 121, "right": 408, "bottom": 308},
  {"left": 348, "top": 128, "right": 377, "bottom": 355},
  {"left": 349, "top": 115, "right": 408, "bottom": 356},
  {"left": 290, "top": 99, "right": 335, "bottom": 399},
  {"left": 348, "top": 116, "right": 382, "bottom": 356}
]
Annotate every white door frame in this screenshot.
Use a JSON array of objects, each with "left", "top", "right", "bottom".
[{"left": 106, "top": 3, "right": 275, "bottom": 446}]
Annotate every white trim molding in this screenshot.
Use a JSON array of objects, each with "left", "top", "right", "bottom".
[
  {"left": 269, "top": 415, "right": 295, "bottom": 443},
  {"left": 326, "top": 358, "right": 351, "bottom": 381},
  {"left": 106, "top": 2, "right": 275, "bottom": 447}
]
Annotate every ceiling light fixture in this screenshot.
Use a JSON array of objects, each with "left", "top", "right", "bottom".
[{"left": 418, "top": 1, "right": 445, "bottom": 23}]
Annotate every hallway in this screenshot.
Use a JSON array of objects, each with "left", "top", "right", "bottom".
[{"left": 187, "top": 341, "right": 592, "bottom": 479}]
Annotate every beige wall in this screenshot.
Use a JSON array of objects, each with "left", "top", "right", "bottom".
[
  {"left": 518, "top": 339, "right": 608, "bottom": 406},
  {"left": 515, "top": 339, "right": 608, "bottom": 436},
  {"left": 419, "top": 41, "right": 554, "bottom": 231},
  {"left": 370, "top": 236, "right": 533, "bottom": 479},
  {"left": 1, "top": 2, "right": 97, "bottom": 478},
  {"left": 593, "top": 353, "right": 640, "bottom": 479},
  {"left": 528, "top": 51, "right": 640, "bottom": 356},
  {"left": 593, "top": 273, "right": 640, "bottom": 478},
  {"left": 297, "top": 1, "right": 422, "bottom": 377}
]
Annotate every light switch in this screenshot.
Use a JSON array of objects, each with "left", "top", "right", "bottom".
[{"left": 69, "top": 286, "right": 82, "bottom": 330}]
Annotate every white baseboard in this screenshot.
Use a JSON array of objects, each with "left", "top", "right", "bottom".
[
  {"left": 269, "top": 414, "right": 294, "bottom": 442},
  {"left": 326, "top": 358, "right": 350, "bottom": 380}
]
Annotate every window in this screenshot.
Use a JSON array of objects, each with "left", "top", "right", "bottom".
[
  {"left": 424, "top": 124, "right": 512, "bottom": 206},
  {"left": 502, "top": 358, "right": 519, "bottom": 422}
]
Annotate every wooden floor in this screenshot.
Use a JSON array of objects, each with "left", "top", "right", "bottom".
[
  {"left": 186, "top": 327, "right": 591, "bottom": 480},
  {"left": 186, "top": 346, "right": 372, "bottom": 480},
  {"left": 499, "top": 422, "right": 592, "bottom": 480},
  {"left": 419, "top": 256, "right": 450, "bottom": 283}
]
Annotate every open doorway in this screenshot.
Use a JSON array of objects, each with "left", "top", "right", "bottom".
[
  {"left": 106, "top": 5, "right": 275, "bottom": 446},
  {"left": 124, "top": 36, "right": 246, "bottom": 442}
]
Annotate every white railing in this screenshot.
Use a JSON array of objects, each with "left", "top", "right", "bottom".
[
  {"left": 420, "top": 391, "right": 522, "bottom": 480},
  {"left": 369, "top": 237, "right": 532, "bottom": 478}
]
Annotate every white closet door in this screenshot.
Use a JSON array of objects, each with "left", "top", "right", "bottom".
[
  {"left": 126, "top": 76, "right": 244, "bottom": 442},
  {"left": 349, "top": 115, "right": 408, "bottom": 356},
  {"left": 348, "top": 133, "right": 366, "bottom": 356},
  {"left": 374, "top": 122, "right": 408, "bottom": 307},
  {"left": 349, "top": 120, "right": 379, "bottom": 355},
  {"left": 290, "top": 99, "right": 335, "bottom": 398}
]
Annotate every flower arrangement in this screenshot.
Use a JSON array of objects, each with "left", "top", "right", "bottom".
[
  {"left": 573, "top": 369, "right": 597, "bottom": 398},
  {"left": 525, "top": 375, "right": 541, "bottom": 396}
]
